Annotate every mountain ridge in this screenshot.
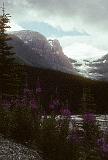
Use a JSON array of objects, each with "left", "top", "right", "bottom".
[
  {"left": 9, "top": 30, "right": 108, "bottom": 81},
  {"left": 9, "top": 30, "right": 76, "bottom": 74}
]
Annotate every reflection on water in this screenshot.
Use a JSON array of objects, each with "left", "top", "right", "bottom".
[{"left": 70, "top": 115, "right": 108, "bottom": 130}]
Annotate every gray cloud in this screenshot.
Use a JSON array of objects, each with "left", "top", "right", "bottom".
[
  {"left": 23, "top": 0, "right": 108, "bottom": 25},
  {"left": 0, "top": 0, "right": 108, "bottom": 31},
  {"left": 29, "top": 0, "right": 108, "bottom": 32},
  {"left": 27, "top": 0, "right": 108, "bottom": 31}
]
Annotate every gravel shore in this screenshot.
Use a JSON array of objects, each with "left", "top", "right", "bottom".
[{"left": 0, "top": 135, "right": 42, "bottom": 160}]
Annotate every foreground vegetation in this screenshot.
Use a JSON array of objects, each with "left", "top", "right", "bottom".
[{"left": 0, "top": 96, "right": 108, "bottom": 160}]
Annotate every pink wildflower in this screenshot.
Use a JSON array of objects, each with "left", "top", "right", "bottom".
[
  {"left": 102, "top": 144, "right": 108, "bottom": 153},
  {"left": 49, "top": 103, "right": 55, "bottom": 109},
  {"left": 83, "top": 112, "right": 96, "bottom": 123},
  {"left": 36, "top": 78, "right": 42, "bottom": 94},
  {"left": 60, "top": 108, "right": 71, "bottom": 116},
  {"left": 49, "top": 98, "right": 60, "bottom": 110},
  {"left": 30, "top": 99, "right": 38, "bottom": 110},
  {"left": 53, "top": 98, "right": 60, "bottom": 106}
]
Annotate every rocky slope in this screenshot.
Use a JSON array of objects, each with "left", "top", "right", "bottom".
[
  {"left": 9, "top": 30, "right": 75, "bottom": 74},
  {"left": 0, "top": 135, "right": 42, "bottom": 160}
]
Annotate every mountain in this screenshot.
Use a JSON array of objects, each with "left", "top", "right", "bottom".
[
  {"left": 9, "top": 30, "right": 108, "bottom": 80},
  {"left": 9, "top": 30, "right": 76, "bottom": 74},
  {"left": 69, "top": 54, "right": 108, "bottom": 80},
  {"left": 88, "top": 54, "right": 108, "bottom": 80}
]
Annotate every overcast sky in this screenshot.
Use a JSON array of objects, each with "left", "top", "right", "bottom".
[{"left": 0, "top": 0, "right": 108, "bottom": 59}]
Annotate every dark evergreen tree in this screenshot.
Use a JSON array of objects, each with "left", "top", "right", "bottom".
[
  {"left": 0, "top": 3, "right": 15, "bottom": 66},
  {"left": 81, "top": 88, "right": 96, "bottom": 113},
  {"left": 0, "top": 3, "right": 18, "bottom": 99}
]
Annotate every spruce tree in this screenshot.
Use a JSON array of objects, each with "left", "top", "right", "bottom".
[
  {"left": 0, "top": 3, "right": 15, "bottom": 65},
  {"left": 0, "top": 3, "right": 15, "bottom": 98}
]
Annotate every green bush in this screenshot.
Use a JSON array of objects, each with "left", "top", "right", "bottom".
[
  {"left": 0, "top": 107, "right": 10, "bottom": 136},
  {"left": 9, "top": 107, "right": 34, "bottom": 144}
]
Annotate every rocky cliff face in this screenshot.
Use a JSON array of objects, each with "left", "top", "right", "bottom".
[
  {"left": 9, "top": 30, "right": 75, "bottom": 74},
  {"left": 48, "top": 39, "right": 63, "bottom": 55}
]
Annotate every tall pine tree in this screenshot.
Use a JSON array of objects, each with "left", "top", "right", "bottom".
[
  {"left": 0, "top": 3, "right": 15, "bottom": 65},
  {"left": 0, "top": 3, "right": 16, "bottom": 98}
]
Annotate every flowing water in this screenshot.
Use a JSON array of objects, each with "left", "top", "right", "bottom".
[{"left": 70, "top": 115, "right": 108, "bottom": 130}]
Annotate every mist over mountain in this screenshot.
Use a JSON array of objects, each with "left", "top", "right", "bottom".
[
  {"left": 9, "top": 30, "right": 76, "bottom": 74},
  {"left": 88, "top": 54, "right": 108, "bottom": 81},
  {"left": 71, "top": 54, "right": 108, "bottom": 81}
]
